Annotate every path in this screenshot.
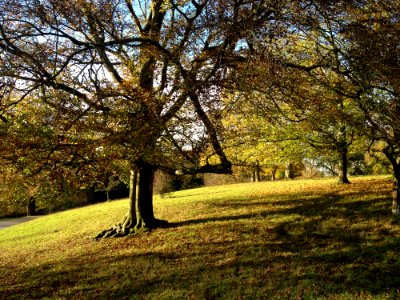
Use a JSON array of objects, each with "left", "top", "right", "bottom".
[{"left": 0, "top": 216, "right": 40, "bottom": 230}]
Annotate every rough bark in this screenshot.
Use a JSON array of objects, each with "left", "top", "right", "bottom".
[{"left": 95, "top": 162, "right": 168, "bottom": 239}]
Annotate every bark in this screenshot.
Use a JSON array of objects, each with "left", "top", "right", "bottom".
[
  {"left": 27, "top": 197, "right": 36, "bottom": 216},
  {"left": 382, "top": 147, "right": 400, "bottom": 219},
  {"left": 255, "top": 161, "right": 261, "bottom": 182},
  {"left": 95, "top": 162, "right": 168, "bottom": 239},
  {"left": 95, "top": 167, "right": 138, "bottom": 238},
  {"left": 251, "top": 162, "right": 261, "bottom": 182},
  {"left": 285, "top": 162, "right": 294, "bottom": 179},
  {"left": 338, "top": 145, "right": 350, "bottom": 184},
  {"left": 135, "top": 161, "right": 156, "bottom": 230},
  {"left": 336, "top": 123, "right": 350, "bottom": 184},
  {"left": 271, "top": 166, "right": 277, "bottom": 181},
  {"left": 392, "top": 179, "right": 400, "bottom": 218},
  {"left": 251, "top": 171, "right": 256, "bottom": 182}
]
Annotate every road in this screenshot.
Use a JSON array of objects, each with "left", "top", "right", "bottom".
[{"left": 0, "top": 216, "right": 40, "bottom": 230}]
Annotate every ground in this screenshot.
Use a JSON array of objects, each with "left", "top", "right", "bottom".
[{"left": 0, "top": 176, "right": 399, "bottom": 299}]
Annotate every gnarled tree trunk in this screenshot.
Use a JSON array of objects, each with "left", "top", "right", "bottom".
[
  {"left": 95, "top": 161, "right": 168, "bottom": 239},
  {"left": 96, "top": 161, "right": 168, "bottom": 239}
]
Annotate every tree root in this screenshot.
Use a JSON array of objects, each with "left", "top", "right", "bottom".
[{"left": 94, "top": 217, "right": 170, "bottom": 240}]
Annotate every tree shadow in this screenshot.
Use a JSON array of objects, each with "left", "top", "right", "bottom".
[
  {"left": 169, "top": 190, "right": 390, "bottom": 229},
  {"left": 163, "top": 190, "right": 226, "bottom": 199},
  {"left": 3, "top": 181, "right": 398, "bottom": 299}
]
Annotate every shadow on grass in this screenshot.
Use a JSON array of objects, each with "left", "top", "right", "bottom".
[
  {"left": 170, "top": 191, "right": 390, "bottom": 228},
  {"left": 5, "top": 224, "right": 399, "bottom": 299},
  {"left": 2, "top": 180, "right": 399, "bottom": 299},
  {"left": 159, "top": 186, "right": 399, "bottom": 297},
  {"left": 162, "top": 190, "right": 227, "bottom": 199}
]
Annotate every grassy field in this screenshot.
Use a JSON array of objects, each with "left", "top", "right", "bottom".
[{"left": 1, "top": 176, "right": 399, "bottom": 299}]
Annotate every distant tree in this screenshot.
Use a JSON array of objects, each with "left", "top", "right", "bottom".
[
  {"left": 0, "top": 94, "right": 118, "bottom": 214},
  {"left": 286, "top": 0, "right": 400, "bottom": 216},
  {"left": 245, "top": 20, "right": 364, "bottom": 183},
  {"left": 339, "top": 1, "right": 400, "bottom": 217},
  {"left": 222, "top": 92, "right": 305, "bottom": 181}
]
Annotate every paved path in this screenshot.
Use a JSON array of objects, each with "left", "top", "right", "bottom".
[{"left": 0, "top": 216, "right": 41, "bottom": 230}]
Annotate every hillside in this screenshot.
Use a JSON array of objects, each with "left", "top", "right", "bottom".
[{"left": 1, "top": 176, "right": 399, "bottom": 299}]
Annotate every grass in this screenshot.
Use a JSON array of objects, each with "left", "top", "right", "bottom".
[{"left": 1, "top": 175, "right": 399, "bottom": 299}]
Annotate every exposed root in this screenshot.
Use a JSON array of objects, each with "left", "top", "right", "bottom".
[{"left": 94, "top": 217, "right": 170, "bottom": 240}]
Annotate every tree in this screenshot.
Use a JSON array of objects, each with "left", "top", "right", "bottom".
[
  {"left": 222, "top": 92, "right": 305, "bottom": 181},
  {"left": 0, "top": 0, "right": 285, "bottom": 236},
  {"left": 284, "top": 0, "right": 400, "bottom": 216},
  {"left": 339, "top": 0, "right": 400, "bottom": 217},
  {"left": 0, "top": 93, "right": 118, "bottom": 215}
]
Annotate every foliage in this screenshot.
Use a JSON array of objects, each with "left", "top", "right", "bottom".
[
  {"left": 0, "top": 167, "right": 29, "bottom": 217},
  {"left": 0, "top": 95, "right": 130, "bottom": 216},
  {"left": 221, "top": 92, "right": 306, "bottom": 180}
]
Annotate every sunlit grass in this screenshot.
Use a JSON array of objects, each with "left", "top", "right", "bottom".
[{"left": 1, "top": 175, "right": 399, "bottom": 299}]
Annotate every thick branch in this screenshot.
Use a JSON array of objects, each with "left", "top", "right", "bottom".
[{"left": 189, "top": 91, "right": 231, "bottom": 171}]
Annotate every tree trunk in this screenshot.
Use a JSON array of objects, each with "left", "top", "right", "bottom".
[
  {"left": 382, "top": 147, "right": 400, "bottom": 220},
  {"left": 95, "top": 167, "right": 138, "bottom": 238},
  {"left": 255, "top": 161, "right": 261, "bottom": 182},
  {"left": 389, "top": 161, "right": 400, "bottom": 219},
  {"left": 95, "top": 161, "right": 168, "bottom": 239},
  {"left": 338, "top": 145, "right": 350, "bottom": 184},
  {"left": 392, "top": 179, "right": 400, "bottom": 218},
  {"left": 27, "top": 197, "right": 36, "bottom": 216},
  {"left": 251, "top": 171, "right": 256, "bottom": 182},
  {"left": 336, "top": 123, "right": 350, "bottom": 184},
  {"left": 271, "top": 166, "right": 277, "bottom": 181},
  {"left": 135, "top": 161, "right": 157, "bottom": 229},
  {"left": 252, "top": 162, "right": 261, "bottom": 182},
  {"left": 285, "top": 162, "right": 294, "bottom": 179}
]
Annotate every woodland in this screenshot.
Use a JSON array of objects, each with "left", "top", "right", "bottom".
[{"left": 0, "top": 0, "right": 400, "bottom": 237}]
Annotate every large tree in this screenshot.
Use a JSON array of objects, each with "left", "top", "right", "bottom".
[{"left": 0, "top": 0, "right": 284, "bottom": 236}]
